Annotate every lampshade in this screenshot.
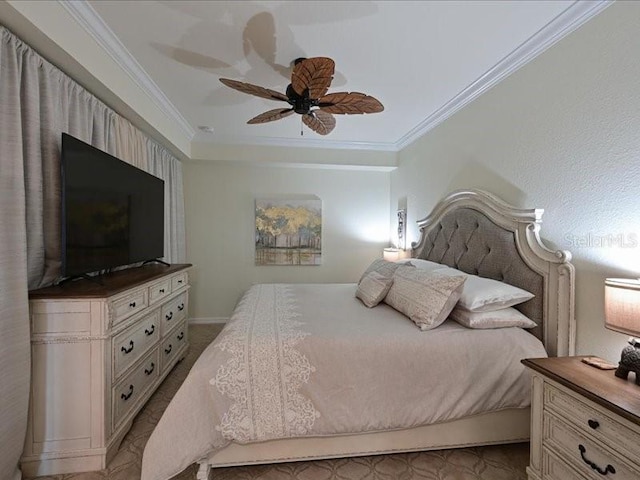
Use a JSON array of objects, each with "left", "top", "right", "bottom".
[
  {"left": 383, "top": 248, "right": 401, "bottom": 262},
  {"left": 605, "top": 278, "right": 640, "bottom": 337}
]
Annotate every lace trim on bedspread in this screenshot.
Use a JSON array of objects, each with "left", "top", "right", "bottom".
[{"left": 211, "top": 284, "right": 319, "bottom": 443}]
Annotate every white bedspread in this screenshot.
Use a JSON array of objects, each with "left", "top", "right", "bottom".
[{"left": 141, "top": 283, "right": 546, "bottom": 480}]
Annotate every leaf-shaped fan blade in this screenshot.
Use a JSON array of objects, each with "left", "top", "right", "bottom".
[
  {"left": 291, "top": 57, "right": 335, "bottom": 99},
  {"left": 247, "top": 108, "right": 295, "bottom": 124},
  {"left": 219, "top": 78, "right": 288, "bottom": 102},
  {"left": 318, "top": 92, "right": 384, "bottom": 114},
  {"left": 302, "top": 110, "right": 336, "bottom": 136}
]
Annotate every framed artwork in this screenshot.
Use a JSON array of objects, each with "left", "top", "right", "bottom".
[
  {"left": 397, "top": 208, "right": 406, "bottom": 250},
  {"left": 255, "top": 196, "right": 322, "bottom": 266}
]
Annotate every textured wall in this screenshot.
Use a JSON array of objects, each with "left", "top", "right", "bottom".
[
  {"left": 184, "top": 160, "right": 390, "bottom": 319},
  {"left": 392, "top": 2, "right": 640, "bottom": 361}
]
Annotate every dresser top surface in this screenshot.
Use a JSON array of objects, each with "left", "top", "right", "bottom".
[
  {"left": 29, "top": 264, "right": 192, "bottom": 299},
  {"left": 523, "top": 356, "right": 640, "bottom": 427}
]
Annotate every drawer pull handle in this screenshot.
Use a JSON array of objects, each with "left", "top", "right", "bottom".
[
  {"left": 177, "top": 332, "right": 184, "bottom": 341},
  {"left": 178, "top": 303, "right": 185, "bottom": 311},
  {"left": 144, "top": 363, "right": 155, "bottom": 375},
  {"left": 129, "top": 301, "right": 136, "bottom": 308},
  {"left": 166, "top": 311, "right": 173, "bottom": 321},
  {"left": 588, "top": 419, "right": 600, "bottom": 430},
  {"left": 165, "top": 344, "right": 172, "bottom": 355},
  {"left": 579, "top": 444, "right": 615, "bottom": 475},
  {"left": 121, "top": 340, "right": 134, "bottom": 354},
  {"left": 159, "top": 288, "right": 165, "bottom": 293},
  {"left": 178, "top": 280, "right": 183, "bottom": 284},
  {"left": 145, "top": 325, "right": 155, "bottom": 336},
  {"left": 121, "top": 384, "right": 134, "bottom": 401}
]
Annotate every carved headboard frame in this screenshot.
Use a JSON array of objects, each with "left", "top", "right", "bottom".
[{"left": 411, "top": 190, "right": 575, "bottom": 357}]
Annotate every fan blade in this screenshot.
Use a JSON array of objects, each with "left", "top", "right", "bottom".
[
  {"left": 219, "top": 78, "right": 288, "bottom": 102},
  {"left": 247, "top": 108, "right": 295, "bottom": 124},
  {"left": 318, "top": 92, "right": 384, "bottom": 114},
  {"left": 302, "top": 110, "right": 336, "bottom": 136},
  {"left": 291, "top": 57, "right": 335, "bottom": 99}
]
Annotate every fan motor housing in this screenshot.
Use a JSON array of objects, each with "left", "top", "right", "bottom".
[{"left": 286, "top": 84, "right": 317, "bottom": 115}]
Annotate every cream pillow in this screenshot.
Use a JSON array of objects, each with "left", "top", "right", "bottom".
[
  {"left": 449, "top": 307, "right": 537, "bottom": 329},
  {"left": 355, "top": 271, "right": 394, "bottom": 308},
  {"left": 436, "top": 268, "right": 534, "bottom": 312},
  {"left": 384, "top": 266, "right": 466, "bottom": 330},
  {"left": 358, "top": 259, "right": 400, "bottom": 285}
]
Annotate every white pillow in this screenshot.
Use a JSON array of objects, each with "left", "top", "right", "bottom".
[
  {"left": 355, "top": 271, "right": 394, "bottom": 308},
  {"left": 406, "top": 259, "right": 448, "bottom": 271},
  {"left": 358, "top": 259, "right": 400, "bottom": 285},
  {"left": 384, "top": 266, "right": 466, "bottom": 331},
  {"left": 450, "top": 306, "right": 537, "bottom": 329},
  {"left": 436, "top": 268, "right": 534, "bottom": 312}
]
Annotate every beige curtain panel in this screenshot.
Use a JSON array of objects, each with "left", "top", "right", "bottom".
[{"left": 0, "top": 25, "right": 186, "bottom": 479}]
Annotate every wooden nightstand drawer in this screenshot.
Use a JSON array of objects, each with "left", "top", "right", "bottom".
[
  {"left": 112, "top": 348, "right": 159, "bottom": 428},
  {"left": 171, "top": 272, "right": 188, "bottom": 291},
  {"left": 149, "top": 278, "right": 172, "bottom": 304},
  {"left": 160, "top": 293, "right": 187, "bottom": 334},
  {"left": 160, "top": 321, "right": 188, "bottom": 373},
  {"left": 544, "top": 412, "right": 639, "bottom": 480},
  {"left": 544, "top": 383, "right": 640, "bottom": 463}
]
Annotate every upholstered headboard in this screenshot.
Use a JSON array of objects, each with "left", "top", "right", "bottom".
[{"left": 411, "top": 190, "right": 575, "bottom": 357}]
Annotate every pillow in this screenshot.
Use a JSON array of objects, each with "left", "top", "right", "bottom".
[
  {"left": 406, "top": 259, "right": 449, "bottom": 272},
  {"left": 355, "top": 271, "right": 394, "bottom": 308},
  {"left": 384, "top": 266, "right": 466, "bottom": 330},
  {"left": 358, "top": 259, "right": 401, "bottom": 285},
  {"left": 436, "top": 268, "right": 534, "bottom": 312},
  {"left": 449, "top": 306, "right": 537, "bottom": 329}
]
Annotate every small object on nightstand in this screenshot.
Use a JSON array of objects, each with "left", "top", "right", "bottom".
[
  {"left": 615, "top": 338, "right": 640, "bottom": 385},
  {"left": 581, "top": 356, "right": 617, "bottom": 370}
]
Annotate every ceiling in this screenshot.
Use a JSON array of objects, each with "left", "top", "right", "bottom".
[{"left": 78, "top": 1, "right": 607, "bottom": 152}]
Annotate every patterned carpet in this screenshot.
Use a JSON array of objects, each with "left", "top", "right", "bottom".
[{"left": 29, "top": 324, "right": 529, "bottom": 480}]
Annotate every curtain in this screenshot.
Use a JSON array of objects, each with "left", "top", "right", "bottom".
[{"left": 0, "top": 25, "right": 186, "bottom": 479}]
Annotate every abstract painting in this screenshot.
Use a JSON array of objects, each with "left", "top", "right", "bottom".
[{"left": 255, "top": 197, "right": 322, "bottom": 266}]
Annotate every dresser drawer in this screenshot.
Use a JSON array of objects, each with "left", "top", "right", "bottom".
[
  {"left": 112, "top": 348, "right": 159, "bottom": 428},
  {"left": 160, "top": 321, "right": 188, "bottom": 373},
  {"left": 160, "top": 293, "right": 187, "bottom": 334},
  {"left": 543, "top": 448, "right": 588, "bottom": 480},
  {"left": 111, "top": 288, "right": 148, "bottom": 326},
  {"left": 112, "top": 310, "right": 160, "bottom": 379},
  {"left": 544, "top": 412, "right": 640, "bottom": 480},
  {"left": 149, "top": 278, "right": 172, "bottom": 305},
  {"left": 171, "top": 272, "right": 188, "bottom": 291},
  {"left": 544, "top": 383, "right": 640, "bottom": 463}
]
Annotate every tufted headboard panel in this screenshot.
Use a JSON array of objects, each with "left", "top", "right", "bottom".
[
  {"left": 411, "top": 190, "right": 575, "bottom": 357},
  {"left": 415, "top": 207, "right": 544, "bottom": 339}
]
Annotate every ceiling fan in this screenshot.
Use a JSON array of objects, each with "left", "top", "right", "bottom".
[{"left": 219, "top": 57, "right": 384, "bottom": 136}]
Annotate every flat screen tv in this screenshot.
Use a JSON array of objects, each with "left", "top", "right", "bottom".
[{"left": 61, "top": 133, "right": 165, "bottom": 277}]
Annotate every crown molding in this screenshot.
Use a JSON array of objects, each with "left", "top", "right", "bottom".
[
  {"left": 395, "top": 0, "right": 614, "bottom": 151},
  {"left": 208, "top": 134, "right": 398, "bottom": 152},
  {"left": 58, "top": 0, "right": 195, "bottom": 141}
]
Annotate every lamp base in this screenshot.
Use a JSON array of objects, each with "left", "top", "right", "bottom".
[{"left": 614, "top": 337, "right": 640, "bottom": 385}]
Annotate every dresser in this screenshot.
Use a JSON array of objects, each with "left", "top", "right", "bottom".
[
  {"left": 21, "top": 264, "right": 192, "bottom": 476},
  {"left": 523, "top": 356, "right": 640, "bottom": 480}
]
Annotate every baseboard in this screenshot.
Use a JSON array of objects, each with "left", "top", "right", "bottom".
[{"left": 189, "top": 317, "right": 229, "bottom": 325}]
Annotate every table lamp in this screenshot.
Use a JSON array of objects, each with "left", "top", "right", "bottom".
[{"left": 604, "top": 278, "right": 640, "bottom": 385}]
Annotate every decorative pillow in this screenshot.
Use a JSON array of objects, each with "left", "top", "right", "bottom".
[
  {"left": 358, "top": 259, "right": 401, "bottom": 285},
  {"left": 355, "top": 271, "right": 394, "bottom": 308},
  {"left": 406, "top": 259, "right": 449, "bottom": 272},
  {"left": 436, "top": 268, "right": 534, "bottom": 312},
  {"left": 450, "top": 306, "right": 537, "bottom": 329},
  {"left": 384, "top": 266, "right": 466, "bottom": 330}
]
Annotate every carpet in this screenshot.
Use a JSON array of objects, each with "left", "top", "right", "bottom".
[{"left": 28, "top": 324, "right": 529, "bottom": 480}]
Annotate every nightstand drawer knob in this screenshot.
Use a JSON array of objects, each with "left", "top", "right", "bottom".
[
  {"left": 579, "top": 444, "right": 615, "bottom": 475},
  {"left": 588, "top": 419, "right": 600, "bottom": 430}
]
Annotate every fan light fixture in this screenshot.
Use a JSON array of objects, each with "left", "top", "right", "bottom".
[{"left": 219, "top": 57, "right": 384, "bottom": 136}]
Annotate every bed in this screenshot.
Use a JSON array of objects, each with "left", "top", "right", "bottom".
[{"left": 141, "top": 189, "right": 575, "bottom": 480}]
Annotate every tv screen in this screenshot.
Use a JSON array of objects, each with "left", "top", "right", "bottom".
[{"left": 61, "top": 133, "right": 165, "bottom": 277}]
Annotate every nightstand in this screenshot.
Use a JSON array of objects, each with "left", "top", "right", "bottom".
[{"left": 522, "top": 356, "right": 640, "bottom": 480}]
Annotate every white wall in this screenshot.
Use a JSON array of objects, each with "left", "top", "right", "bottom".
[
  {"left": 185, "top": 160, "right": 390, "bottom": 320},
  {"left": 392, "top": 2, "right": 640, "bottom": 362}
]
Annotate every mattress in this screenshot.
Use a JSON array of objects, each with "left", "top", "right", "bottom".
[{"left": 141, "top": 283, "right": 546, "bottom": 480}]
